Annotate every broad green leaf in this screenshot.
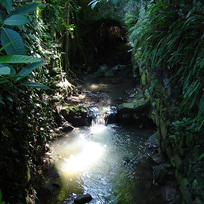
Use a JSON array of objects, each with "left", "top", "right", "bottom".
[
  {"left": 0, "top": 11, "right": 7, "bottom": 23},
  {"left": 9, "top": 65, "right": 16, "bottom": 77},
  {"left": 5, "top": 94, "right": 13, "bottom": 102},
  {"left": 0, "top": 55, "right": 42, "bottom": 63},
  {"left": 16, "top": 61, "right": 44, "bottom": 81},
  {"left": 21, "top": 81, "right": 50, "bottom": 89},
  {"left": 0, "top": 79, "right": 9, "bottom": 84},
  {"left": 0, "top": 64, "right": 16, "bottom": 75},
  {"left": 0, "top": 41, "right": 16, "bottom": 52},
  {"left": 4, "top": 15, "right": 29, "bottom": 26},
  {"left": 1, "top": 28, "right": 25, "bottom": 55},
  {"left": 0, "top": 75, "right": 25, "bottom": 83},
  {"left": 11, "top": 3, "right": 40, "bottom": 16},
  {"left": 0, "top": 0, "right": 12, "bottom": 12},
  {"left": 0, "top": 65, "right": 10, "bottom": 75},
  {"left": 0, "top": 75, "right": 26, "bottom": 85}
]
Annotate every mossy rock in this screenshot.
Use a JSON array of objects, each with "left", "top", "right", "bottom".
[
  {"left": 60, "top": 104, "right": 87, "bottom": 116},
  {"left": 180, "top": 178, "right": 193, "bottom": 203},
  {"left": 175, "top": 170, "right": 183, "bottom": 185},
  {"left": 117, "top": 98, "right": 151, "bottom": 125},
  {"left": 57, "top": 104, "right": 91, "bottom": 127},
  {"left": 174, "top": 154, "right": 183, "bottom": 171}
]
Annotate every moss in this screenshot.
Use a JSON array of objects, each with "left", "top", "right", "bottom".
[
  {"left": 179, "top": 142, "right": 185, "bottom": 157},
  {"left": 146, "top": 70, "right": 151, "bottom": 83},
  {"left": 133, "top": 98, "right": 148, "bottom": 107},
  {"left": 156, "top": 99, "right": 161, "bottom": 112},
  {"left": 180, "top": 178, "right": 193, "bottom": 203},
  {"left": 174, "top": 154, "right": 183, "bottom": 171},
  {"left": 175, "top": 170, "right": 183, "bottom": 185},
  {"left": 160, "top": 119, "right": 167, "bottom": 140},
  {"left": 118, "top": 102, "right": 134, "bottom": 110},
  {"left": 118, "top": 98, "right": 149, "bottom": 110},
  {"left": 64, "top": 104, "right": 87, "bottom": 114},
  {"left": 141, "top": 71, "right": 146, "bottom": 87}
]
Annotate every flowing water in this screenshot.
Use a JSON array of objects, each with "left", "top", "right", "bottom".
[
  {"left": 47, "top": 65, "right": 167, "bottom": 204},
  {"left": 49, "top": 124, "right": 163, "bottom": 204}
]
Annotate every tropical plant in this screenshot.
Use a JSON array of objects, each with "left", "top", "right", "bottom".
[
  {"left": 0, "top": 1, "right": 56, "bottom": 202},
  {"left": 169, "top": 116, "right": 204, "bottom": 157},
  {"left": 0, "top": 0, "right": 50, "bottom": 91},
  {"left": 128, "top": 0, "right": 204, "bottom": 116}
]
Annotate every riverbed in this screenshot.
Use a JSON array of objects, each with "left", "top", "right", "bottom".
[{"left": 44, "top": 62, "right": 173, "bottom": 203}]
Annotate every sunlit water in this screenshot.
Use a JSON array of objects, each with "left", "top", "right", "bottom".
[
  {"left": 49, "top": 122, "right": 163, "bottom": 204},
  {"left": 47, "top": 66, "right": 166, "bottom": 203}
]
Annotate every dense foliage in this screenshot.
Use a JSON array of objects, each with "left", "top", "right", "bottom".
[
  {"left": 0, "top": 0, "right": 73, "bottom": 202},
  {"left": 126, "top": 2, "right": 204, "bottom": 202},
  {"left": 128, "top": 0, "right": 204, "bottom": 117}
]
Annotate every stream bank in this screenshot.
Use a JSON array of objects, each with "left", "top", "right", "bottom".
[
  {"left": 137, "top": 65, "right": 204, "bottom": 204},
  {"left": 130, "top": 48, "right": 204, "bottom": 204}
]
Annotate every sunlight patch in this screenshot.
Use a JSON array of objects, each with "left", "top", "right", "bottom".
[
  {"left": 90, "top": 124, "right": 106, "bottom": 134},
  {"left": 55, "top": 140, "right": 104, "bottom": 179}
]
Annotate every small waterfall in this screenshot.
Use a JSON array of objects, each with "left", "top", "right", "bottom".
[
  {"left": 88, "top": 106, "right": 117, "bottom": 126},
  {"left": 88, "top": 106, "right": 105, "bottom": 126}
]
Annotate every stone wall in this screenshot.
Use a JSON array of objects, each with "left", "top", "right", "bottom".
[{"left": 137, "top": 64, "right": 204, "bottom": 204}]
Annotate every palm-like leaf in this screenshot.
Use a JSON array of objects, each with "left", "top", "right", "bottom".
[
  {"left": 0, "top": 0, "right": 12, "bottom": 11},
  {"left": 21, "top": 81, "right": 50, "bottom": 89},
  {"left": 3, "top": 15, "right": 29, "bottom": 26},
  {"left": 1, "top": 28, "right": 25, "bottom": 55},
  {"left": 16, "top": 61, "right": 44, "bottom": 81},
  {"left": 0, "top": 55, "right": 41, "bottom": 63},
  {"left": 11, "top": 3, "right": 40, "bottom": 15}
]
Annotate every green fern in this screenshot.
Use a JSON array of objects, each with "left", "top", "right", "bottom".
[{"left": 128, "top": 0, "right": 204, "bottom": 116}]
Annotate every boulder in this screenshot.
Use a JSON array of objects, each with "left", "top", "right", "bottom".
[
  {"left": 74, "top": 194, "right": 92, "bottom": 204},
  {"left": 116, "top": 98, "right": 151, "bottom": 125},
  {"left": 154, "top": 164, "right": 175, "bottom": 186},
  {"left": 104, "top": 106, "right": 117, "bottom": 125},
  {"left": 56, "top": 104, "right": 91, "bottom": 127},
  {"left": 61, "top": 124, "right": 74, "bottom": 133},
  {"left": 146, "top": 132, "right": 159, "bottom": 148}
]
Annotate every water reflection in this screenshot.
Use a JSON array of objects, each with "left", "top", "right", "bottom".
[
  {"left": 53, "top": 134, "right": 105, "bottom": 178},
  {"left": 49, "top": 124, "right": 161, "bottom": 203},
  {"left": 90, "top": 124, "right": 107, "bottom": 134}
]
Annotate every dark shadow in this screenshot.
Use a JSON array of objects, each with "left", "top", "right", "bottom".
[{"left": 73, "top": 19, "right": 131, "bottom": 71}]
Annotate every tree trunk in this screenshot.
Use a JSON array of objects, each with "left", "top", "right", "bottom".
[{"left": 62, "top": 0, "right": 70, "bottom": 74}]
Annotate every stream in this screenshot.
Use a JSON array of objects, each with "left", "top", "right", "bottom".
[
  {"left": 49, "top": 123, "right": 161, "bottom": 204},
  {"left": 46, "top": 65, "right": 169, "bottom": 204},
  {"left": 45, "top": 46, "right": 176, "bottom": 203}
]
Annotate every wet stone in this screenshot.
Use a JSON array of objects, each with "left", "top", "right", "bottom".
[
  {"left": 52, "top": 182, "right": 60, "bottom": 188},
  {"left": 146, "top": 132, "right": 159, "bottom": 148},
  {"left": 74, "top": 194, "right": 92, "bottom": 204},
  {"left": 61, "top": 124, "right": 74, "bottom": 133},
  {"left": 165, "top": 183, "right": 182, "bottom": 204}
]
